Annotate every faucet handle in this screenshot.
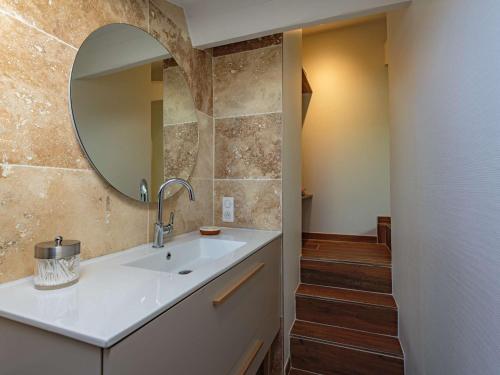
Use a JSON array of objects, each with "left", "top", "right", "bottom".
[{"left": 168, "top": 211, "right": 175, "bottom": 226}]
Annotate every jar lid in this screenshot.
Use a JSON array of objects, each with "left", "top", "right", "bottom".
[{"left": 35, "top": 236, "right": 80, "bottom": 259}]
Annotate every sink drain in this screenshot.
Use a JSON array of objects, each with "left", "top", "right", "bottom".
[{"left": 178, "top": 270, "right": 192, "bottom": 275}]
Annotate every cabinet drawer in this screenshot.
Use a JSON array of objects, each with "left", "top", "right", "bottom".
[
  {"left": 103, "top": 237, "right": 281, "bottom": 375},
  {"left": 228, "top": 312, "right": 280, "bottom": 375}
]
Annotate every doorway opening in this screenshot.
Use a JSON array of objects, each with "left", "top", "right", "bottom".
[{"left": 301, "top": 14, "right": 391, "bottom": 239}]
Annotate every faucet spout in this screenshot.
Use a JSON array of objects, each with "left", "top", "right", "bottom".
[{"left": 153, "top": 178, "right": 195, "bottom": 248}]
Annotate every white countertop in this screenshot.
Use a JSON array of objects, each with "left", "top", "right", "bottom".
[{"left": 0, "top": 228, "right": 281, "bottom": 348}]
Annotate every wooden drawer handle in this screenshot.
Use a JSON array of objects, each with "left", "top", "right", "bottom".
[
  {"left": 237, "top": 339, "right": 263, "bottom": 375},
  {"left": 213, "top": 263, "right": 265, "bottom": 306}
]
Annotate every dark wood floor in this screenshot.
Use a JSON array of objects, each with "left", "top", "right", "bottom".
[{"left": 289, "top": 235, "right": 404, "bottom": 375}]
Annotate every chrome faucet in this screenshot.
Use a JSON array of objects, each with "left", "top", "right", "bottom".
[{"left": 153, "top": 178, "right": 195, "bottom": 248}]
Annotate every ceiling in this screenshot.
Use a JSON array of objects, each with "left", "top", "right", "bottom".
[
  {"left": 303, "top": 13, "right": 386, "bottom": 36},
  {"left": 168, "top": 0, "right": 410, "bottom": 48}
]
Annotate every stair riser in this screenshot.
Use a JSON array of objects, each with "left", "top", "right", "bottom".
[
  {"left": 291, "top": 337, "right": 404, "bottom": 375},
  {"left": 301, "top": 260, "right": 392, "bottom": 293},
  {"left": 296, "top": 296, "right": 398, "bottom": 336}
]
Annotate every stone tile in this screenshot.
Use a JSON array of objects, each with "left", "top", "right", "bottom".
[
  {"left": 149, "top": 0, "right": 191, "bottom": 65},
  {"left": 213, "top": 33, "right": 283, "bottom": 57},
  {"left": 0, "top": 0, "right": 149, "bottom": 48},
  {"left": 0, "top": 14, "right": 89, "bottom": 169},
  {"left": 149, "top": 0, "right": 213, "bottom": 116},
  {"left": 149, "top": 178, "right": 213, "bottom": 239},
  {"left": 214, "top": 180, "right": 281, "bottom": 230},
  {"left": 192, "top": 111, "right": 213, "bottom": 180},
  {"left": 215, "top": 113, "right": 282, "bottom": 179},
  {"left": 163, "top": 122, "right": 198, "bottom": 185},
  {"left": 163, "top": 110, "right": 213, "bottom": 197},
  {"left": 190, "top": 48, "right": 213, "bottom": 116},
  {"left": 0, "top": 165, "right": 148, "bottom": 283},
  {"left": 213, "top": 45, "right": 282, "bottom": 118},
  {"left": 0, "top": 1, "right": 216, "bottom": 284},
  {"left": 164, "top": 65, "right": 197, "bottom": 125}
]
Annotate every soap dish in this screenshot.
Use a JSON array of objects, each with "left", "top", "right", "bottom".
[{"left": 199, "top": 226, "right": 221, "bottom": 236}]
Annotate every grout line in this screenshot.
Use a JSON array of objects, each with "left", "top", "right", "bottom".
[
  {"left": 163, "top": 120, "right": 198, "bottom": 127},
  {"left": 213, "top": 178, "right": 281, "bottom": 182},
  {"left": 214, "top": 111, "right": 283, "bottom": 121},
  {"left": 2, "top": 163, "right": 92, "bottom": 173},
  {"left": 146, "top": 0, "right": 150, "bottom": 34},
  {"left": 0, "top": 8, "right": 77, "bottom": 50},
  {"left": 212, "top": 55, "right": 216, "bottom": 226}
]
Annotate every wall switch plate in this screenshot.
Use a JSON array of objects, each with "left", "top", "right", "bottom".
[{"left": 222, "top": 197, "right": 234, "bottom": 222}]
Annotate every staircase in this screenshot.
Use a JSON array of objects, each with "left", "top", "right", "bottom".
[{"left": 289, "top": 235, "right": 404, "bottom": 375}]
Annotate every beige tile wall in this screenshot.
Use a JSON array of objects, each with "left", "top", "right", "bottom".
[
  {"left": 0, "top": 0, "right": 285, "bottom": 283},
  {"left": 213, "top": 40, "right": 283, "bottom": 230},
  {"left": 162, "top": 64, "right": 199, "bottom": 193},
  {"left": 0, "top": 0, "right": 213, "bottom": 283}
]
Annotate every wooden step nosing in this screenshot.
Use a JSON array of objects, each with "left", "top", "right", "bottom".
[
  {"left": 290, "top": 328, "right": 403, "bottom": 359},
  {"left": 297, "top": 284, "right": 398, "bottom": 310},
  {"left": 289, "top": 368, "right": 324, "bottom": 375},
  {"left": 302, "top": 233, "right": 378, "bottom": 243},
  {"left": 291, "top": 335, "right": 405, "bottom": 361},
  {"left": 301, "top": 241, "right": 389, "bottom": 249},
  {"left": 294, "top": 319, "right": 401, "bottom": 340},
  {"left": 290, "top": 368, "right": 324, "bottom": 375},
  {"left": 296, "top": 293, "right": 397, "bottom": 310},
  {"left": 290, "top": 333, "right": 404, "bottom": 359},
  {"left": 292, "top": 319, "right": 403, "bottom": 357},
  {"left": 301, "top": 254, "right": 391, "bottom": 267},
  {"left": 301, "top": 256, "right": 392, "bottom": 268},
  {"left": 301, "top": 283, "right": 396, "bottom": 298}
]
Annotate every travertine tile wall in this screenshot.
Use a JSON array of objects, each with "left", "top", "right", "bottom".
[
  {"left": 163, "top": 64, "right": 198, "bottom": 185},
  {"left": 0, "top": 0, "right": 213, "bottom": 283},
  {"left": 147, "top": 1, "right": 214, "bottom": 239},
  {"left": 213, "top": 36, "right": 283, "bottom": 230}
]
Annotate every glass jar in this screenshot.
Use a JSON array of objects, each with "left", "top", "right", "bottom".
[{"left": 34, "top": 236, "right": 81, "bottom": 290}]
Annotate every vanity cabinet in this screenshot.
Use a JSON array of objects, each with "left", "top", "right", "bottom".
[
  {"left": 0, "top": 237, "right": 282, "bottom": 375},
  {"left": 104, "top": 237, "right": 281, "bottom": 375}
]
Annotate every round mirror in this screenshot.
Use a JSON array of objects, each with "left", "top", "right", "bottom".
[{"left": 70, "top": 24, "right": 198, "bottom": 202}]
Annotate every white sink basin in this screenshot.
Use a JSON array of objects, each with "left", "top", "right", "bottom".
[{"left": 124, "top": 238, "right": 246, "bottom": 274}]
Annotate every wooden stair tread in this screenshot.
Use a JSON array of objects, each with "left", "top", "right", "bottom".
[
  {"left": 291, "top": 320, "right": 403, "bottom": 358},
  {"left": 297, "top": 284, "right": 396, "bottom": 309},
  {"left": 302, "top": 240, "right": 391, "bottom": 266},
  {"left": 289, "top": 369, "right": 321, "bottom": 375}
]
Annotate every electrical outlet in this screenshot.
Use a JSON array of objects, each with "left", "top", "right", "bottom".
[{"left": 222, "top": 197, "right": 234, "bottom": 222}]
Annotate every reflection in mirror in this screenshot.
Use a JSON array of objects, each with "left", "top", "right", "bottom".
[{"left": 70, "top": 24, "right": 198, "bottom": 203}]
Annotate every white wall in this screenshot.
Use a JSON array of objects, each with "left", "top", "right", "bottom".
[
  {"left": 302, "top": 19, "right": 391, "bottom": 235},
  {"left": 176, "top": 0, "right": 410, "bottom": 48},
  {"left": 387, "top": 1, "right": 500, "bottom": 374},
  {"left": 282, "top": 30, "right": 303, "bottom": 365}
]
